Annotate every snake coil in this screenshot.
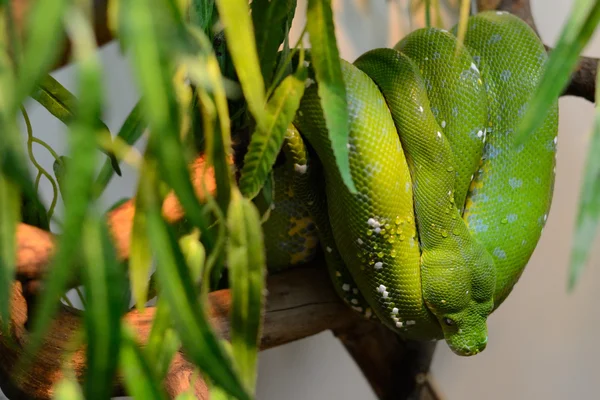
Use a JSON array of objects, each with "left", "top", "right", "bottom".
[{"left": 256, "top": 11, "right": 558, "bottom": 356}]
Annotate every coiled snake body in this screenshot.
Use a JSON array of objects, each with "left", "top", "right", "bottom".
[{"left": 255, "top": 12, "right": 558, "bottom": 356}]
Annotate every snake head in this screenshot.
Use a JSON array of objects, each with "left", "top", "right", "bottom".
[
  {"left": 437, "top": 300, "right": 493, "bottom": 356},
  {"left": 421, "top": 245, "right": 496, "bottom": 356}
]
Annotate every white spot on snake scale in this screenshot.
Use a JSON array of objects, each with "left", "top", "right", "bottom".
[
  {"left": 374, "top": 262, "right": 383, "bottom": 270},
  {"left": 500, "top": 70, "right": 512, "bottom": 82},
  {"left": 374, "top": 227, "right": 381, "bottom": 234},
  {"left": 509, "top": 178, "right": 523, "bottom": 189},
  {"left": 441, "top": 121, "right": 446, "bottom": 128},
  {"left": 342, "top": 284, "right": 350, "bottom": 291},
  {"left": 392, "top": 308, "right": 399, "bottom": 315},
  {"left": 554, "top": 136, "right": 558, "bottom": 145},
  {"left": 477, "top": 130, "right": 484, "bottom": 138},
  {"left": 351, "top": 298, "right": 359, "bottom": 305},
  {"left": 406, "top": 320, "right": 416, "bottom": 326},
  {"left": 377, "top": 284, "right": 386, "bottom": 293},
  {"left": 396, "top": 321, "right": 404, "bottom": 328},
  {"left": 419, "top": 106, "right": 424, "bottom": 113},
  {"left": 493, "top": 248, "right": 507, "bottom": 259},
  {"left": 294, "top": 163, "right": 307, "bottom": 174},
  {"left": 382, "top": 291, "right": 389, "bottom": 299},
  {"left": 326, "top": 246, "right": 332, "bottom": 253},
  {"left": 507, "top": 214, "right": 518, "bottom": 223},
  {"left": 437, "top": 131, "right": 442, "bottom": 138},
  {"left": 367, "top": 218, "right": 381, "bottom": 228},
  {"left": 488, "top": 34, "right": 502, "bottom": 45},
  {"left": 470, "top": 62, "right": 479, "bottom": 74},
  {"left": 357, "top": 238, "right": 364, "bottom": 245}
]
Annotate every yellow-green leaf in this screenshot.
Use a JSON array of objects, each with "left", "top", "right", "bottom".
[
  {"left": 239, "top": 65, "right": 307, "bottom": 199},
  {"left": 227, "top": 189, "right": 266, "bottom": 392},
  {"left": 215, "top": 0, "right": 266, "bottom": 128}
]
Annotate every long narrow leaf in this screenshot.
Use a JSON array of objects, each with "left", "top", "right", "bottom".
[
  {"left": 138, "top": 157, "right": 250, "bottom": 400},
  {"left": 94, "top": 100, "right": 146, "bottom": 196},
  {"left": 129, "top": 166, "right": 153, "bottom": 310},
  {"left": 0, "top": 176, "right": 19, "bottom": 331},
  {"left": 515, "top": 0, "right": 600, "bottom": 145},
  {"left": 239, "top": 65, "right": 307, "bottom": 199},
  {"left": 306, "top": 0, "right": 356, "bottom": 193},
  {"left": 569, "top": 63, "right": 600, "bottom": 290},
  {"left": 252, "top": 0, "right": 297, "bottom": 86},
  {"left": 120, "top": 324, "right": 169, "bottom": 400},
  {"left": 30, "top": 74, "right": 121, "bottom": 176},
  {"left": 145, "top": 299, "right": 182, "bottom": 379},
  {"left": 227, "top": 189, "right": 266, "bottom": 392},
  {"left": 121, "top": 0, "right": 215, "bottom": 251},
  {"left": 25, "top": 4, "right": 102, "bottom": 363},
  {"left": 81, "top": 216, "right": 127, "bottom": 400},
  {"left": 145, "top": 208, "right": 250, "bottom": 400},
  {"left": 15, "top": 0, "right": 68, "bottom": 104},
  {"left": 215, "top": 0, "right": 266, "bottom": 128}
]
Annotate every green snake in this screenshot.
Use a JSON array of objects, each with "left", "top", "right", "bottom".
[{"left": 253, "top": 11, "right": 557, "bottom": 356}]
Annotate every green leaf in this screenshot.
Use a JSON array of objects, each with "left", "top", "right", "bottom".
[
  {"left": 138, "top": 160, "right": 250, "bottom": 400},
  {"left": 189, "top": 0, "right": 217, "bottom": 38},
  {"left": 145, "top": 299, "right": 182, "bottom": 379},
  {"left": 121, "top": 0, "right": 215, "bottom": 251},
  {"left": 53, "top": 155, "right": 69, "bottom": 204},
  {"left": 15, "top": 0, "right": 68, "bottom": 105},
  {"left": 252, "top": 0, "right": 297, "bottom": 86},
  {"left": 120, "top": 324, "right": 169, "bottom": 400},
  {"left": 227, "top": 189, "right": 266, "bottom": 392},
  {"left": 24, "top": 4, "right": 102, "bottom": 364},
  {"left": 129, "top": 163, "right": 153, "bottom": 311},
  {"left": 144, "top": 208, "right": 251, "bottom": 400},
  {"left": 515, "top": 0, "right": 600, "bottom": 145},
  {"left": 305, "top": 0, "right": 356, "bottom": 193},
  {"left": 215, "top": 0, "right": 267, "bottom": 128},
  {"left": 30, "top": 74, "right": 122, "bottom": 177},
  {"left": 239, "top": 65, "right": 307, "bottom": 199},
  {"left": 179, "top": 229, "right": 206, "bottom": 283},
  {"left": 94, "top": 101, "right": 146, "bottom": 197},
  {"left": 0, "top": 175, "right": 19, "bottom": 331},
  {"left": 569, "top": 63, "right": 600, "bottom": 290},
  {"left": 81, "top": 216, "right": 127, "bottom": 400}
]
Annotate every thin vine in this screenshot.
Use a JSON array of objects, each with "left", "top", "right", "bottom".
[{"left": 21, "top": 106, "right": 59, "bottom": 219}]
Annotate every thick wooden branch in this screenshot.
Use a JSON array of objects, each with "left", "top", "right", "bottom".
[
  {"left": 0, "top": 263, "right": 356, "bottom": 399},
  {"left": 479, "top": 0, "right": 598, "bottom": 103}
]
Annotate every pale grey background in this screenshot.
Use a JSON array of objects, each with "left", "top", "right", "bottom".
[{"left": 4, "top": 0, "right": 600, "bottom": 399}]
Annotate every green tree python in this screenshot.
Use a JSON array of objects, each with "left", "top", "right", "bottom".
[{"left": 253, "top": 11, "right": 558, "bottom": 356}]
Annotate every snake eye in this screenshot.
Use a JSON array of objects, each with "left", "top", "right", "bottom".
[{"left": 443, "top": 317, "right": 455, "bottom": 326}]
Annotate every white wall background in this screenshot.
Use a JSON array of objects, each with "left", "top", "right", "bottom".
[{"left": 3, "top": 0, "right": 600, "bottom": 399}]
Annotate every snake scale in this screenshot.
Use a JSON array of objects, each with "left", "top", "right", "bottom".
[{"left": 253, "top": 11, "right": 558, "bottom": 356}]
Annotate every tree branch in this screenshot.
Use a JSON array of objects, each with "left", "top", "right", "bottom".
[{"left": 479, "top": 0, "right": 598, "bottom": 103}]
